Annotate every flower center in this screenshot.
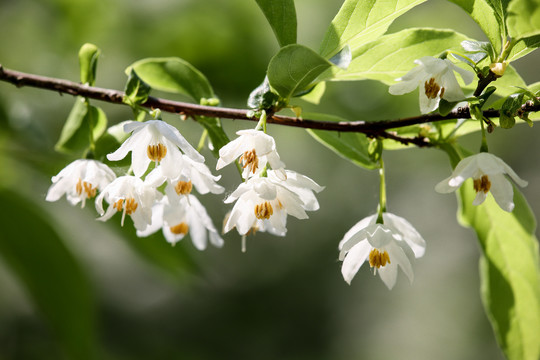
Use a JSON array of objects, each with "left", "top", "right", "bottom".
[
  {"left": 473, "top": 175, "right": 491, "bottom": 193},
  {"left": 170, "top": 222, "right": 189, "bottom": 235},
  {"left": 424, "top": 77, "right": 444, "bottom": 99},
  {"left": 75, "top": 178, "right": 97, "bottom": 198},
  {"left": 369, "top": 248, "right": 391, "bottom": 269},
  {"left": 254, "top": 201, "right": 273, "bottom": 220},
  {"left": 239, "top": 149, "right": 259, "bottom": 174},
  {"left": 112, "top": 197, "right": 138, "bottom": 215},
  {"left": 147, "top": 143, "right": 167, "bottom": 162},
  {"left": 175, "top": 180, "right": 192, "bottom": 195}
]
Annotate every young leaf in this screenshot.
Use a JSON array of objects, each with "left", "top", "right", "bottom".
[
  {"left": 0, "top": 190, "right": 98, "bottom": 360},
  {"left": 508, "top": 34, "right": 540, "bottom": 61},
  {"left": 55, "top": 98, "right": 107, "bottom": 155},
  {"left": 325, "top": 28, "right": 468, "bottom": 82},
  {"left": 458, "top": 180, "right": 540, "bottom": 360},
  {"left": 124, "top": 69, "right": 151, "bottom": 106},
  {"left": 267, "top": 44, "right": 333, "bottom": 101},
  {"left": 319, "top": 0, "right": 426, "bottom": 58},
  {"left": 126, "top": 57, "right": 214, "bottom": 102},
  {"left": 305, "top": 112, "right": 378, "bottom": 170},
  {"left": 247, "top": 77, "right": 280, "bottom": 109},
  {"left": 448, "top": 0, "right": 507, "bottom": 54},
  {"left": 506, "top": 0, "right": 540, "bottom": 40},
  {"left": 78, "top": 43, "right": 100, "bottom": 86},
  {"left": 254, "top": 0, "right": 297, "bottom": 46}
]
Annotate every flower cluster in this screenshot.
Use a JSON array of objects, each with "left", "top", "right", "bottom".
[
  {"left": 47, "top": 119, "right": 225, "bottom": 250},
  {"left": 216, "top": 129, "right": 324, "bottom": 246}
]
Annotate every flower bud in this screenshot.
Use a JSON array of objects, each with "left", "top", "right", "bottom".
[{"left": 489, "top": 62, "right": 507, "bottom": 77}]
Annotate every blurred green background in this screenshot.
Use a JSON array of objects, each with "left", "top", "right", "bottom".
[{"left": 0, "top": 0, "right": 539, "bottom": 359}]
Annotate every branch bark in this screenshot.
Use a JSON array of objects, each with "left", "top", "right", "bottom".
[{"left": 0, "top": 65, "right": 537, "bottom": 138}]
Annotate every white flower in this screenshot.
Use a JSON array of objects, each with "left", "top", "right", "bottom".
[
  {"left": 216, "top": 129, "right": 284, "bottom": 179},
  {"left": 138, "top": 195, "right": 224, "bottom": 250},
  {"left": 339, "top": 213, "right": 426, "bottom": 290},
  {"left": 267, "top": 169, "right": 324, "bottom": 212},
  {"left": 107, "top": 120, "right": 204, "bottom": 178},
  {"left": 145, "top": 155, "right": 224, "bottom": 197},
  {"left": 223, "top": 176, "right": 309, "bottom": 236},
  {"left": 435, "top": 152, "right": 528, "bottom": 212},
  {"left": 46, "top": 159, "right": 116, "bottom": 208},
  {"left": 389, "top": 56, "right": 474, "bottom": 113},
  {"left": 95, "top": 175, "right": 161, "bottom": 231}
]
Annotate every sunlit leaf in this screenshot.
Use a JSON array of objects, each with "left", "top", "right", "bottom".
[
  {"left": 325, "top": 28, "right": 469, "bottom": 82},
  {"left": 126, "top": 57, "right": 214, "bottom": 102},
  {"left": 78, "top": 43, "right": 100, "bottom": 86},
  {"left": 448, "top": 0, "right": 507, "bottom": 54},
  {"left": 254, "top": 0, "right": 297, "bottom": 46},
  {"left": 305, "top": 112, "right": 378, "bottom": 169},
  {"left": 508, "top": 34, "right": 540, "bottom": 61},
  {"left": 507, "top": 0, "right": 540, "bottom": 40},
  {"left": 442, "top": 145, "right": 540, "bottom": 360},
  {"left": 319, "top": 0, "right": 427, "bottom": 58},
  {"left": 0, "top": 190, "right": 98, "bottom": 360},
  {"left": 267, "top": 44, "right": 332, "bottom": 101}
]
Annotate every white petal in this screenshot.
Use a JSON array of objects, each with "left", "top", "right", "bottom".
[
  {"left": 419, "top": 91, "right": 439, "bottom": 113},
  {"left": 472, "top": 189, "right": 488, "bottom": 205},
  {"left": 341, "top": 240, "right": 371, "bottom": 284},
  {"left": 383, "top": 213, "right": 426, "bottom": 258},
  {"left": 377, "top": 262, "right": 399, "bottom": 290},
  {"left": 388, "top": 79, "right": 420, "bottom": 95},
  {"left": 489, "top": 173, "right": 515, "bottom": 212},
  {"left": 338, "top": 215, "right": 377, "bottom": 251},
  {"left": 439, "top": 70, "right": 465, "bottom": 101},
  {"left": 365, "top": 225, "right": 394, "bottom": 249},
  {"left": 155, "top": 120, "right": 204, "bottom": 163}
]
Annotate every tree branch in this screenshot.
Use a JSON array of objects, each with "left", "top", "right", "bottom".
[{"left": 0, "top": 65, "right": 538, "bottom": 141}]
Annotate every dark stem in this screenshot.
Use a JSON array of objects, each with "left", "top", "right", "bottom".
[{"left": 0, "top": 65, "right": 538, "bottom": 143}]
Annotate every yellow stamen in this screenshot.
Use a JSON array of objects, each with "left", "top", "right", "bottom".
[
  {"left": 473, "top": 175, "right": 491, "bottom": 193},
  {"left": 175, "top": 180, "right": 192, "bottom": 195},
  {"left": 147, "top": 143, "right": 167, "bottom": 162},
  {"left": 369, "top": 249, "right": 391, "bottom": 269},
  {"left": 76, "top": 179, "right": 97, "bottom": 198},
  {"left": 170, "top": 222, "right": 189, "bottom": 235},
  {"left": 254, "top": 201, "right": 273, "bottom": 220},
  {"left": 239, "top": 149, "right": 259, "bottom": 174},
  {"left": 424, "top": 77, "right": 441, "bottom": 99},
  {"left": 112, "top": 197, "right": 138, "bottom": 215}
]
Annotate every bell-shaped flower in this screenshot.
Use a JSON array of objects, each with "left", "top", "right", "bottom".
[
  {"left": 107, "top": 120, "right": 204, "bottom": 178},
  {"left": 339, "top": 213, "right": 426, "bottom": 290},
  {"left": 216, "top": 129, "right": 285, "bottom": 179},
  {"left": 46, "top": 159, "right": 116, "bottom": 208},
  {"left": 138, "top": 195, "right": 224, "bottom": 250},
  {"left": 95, "top": 175, "right": 161, "bottom": 231},
  {"left": 267, "top": 169, "right": 324, "bottom": 212},
  {"left": 389, "top": 56, "right": 474, "bottom": 113},
  {"left": 145, "top": 155, "right": 224, "bottom": 197},
  {"left": 435, "top": 152, "right": 527, "bottom": 212},
  {"left": 223, "top": 176, "right": 309, "bottom": 236}
]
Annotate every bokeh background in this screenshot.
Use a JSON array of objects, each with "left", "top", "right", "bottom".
[{"left": 0, "top": 0, "right": 539, "bottom": 359}]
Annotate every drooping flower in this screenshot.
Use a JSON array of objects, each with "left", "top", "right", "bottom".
[
  {"left": 339, "top": 213, "right": 426, "bottom": 290},
  {"left": 389, "top": 56, "right": 474, "bottom": 113},
  {"left": 107, "top": 120, "right": 204, "bottom": 178},
  {"left": 138, "top": 195, "right": 224, "bottom": 250},
  {"left": 46, "top": 159, "right": 116, "bottom": 208},
  {"left": 95, "top": 175, "right": 161, "bottom": 231},
  {"left": 267, "top": 169, "right": 325, "bottom": 212},
  {"left": 435, "top": 152, "right": 527, "bottom": 212},
  {"left": 216, "top": 129, "right": 285, "bottom": 179},
  {"left": 223, "top": 175, "right": 311, "bottom": 236}
]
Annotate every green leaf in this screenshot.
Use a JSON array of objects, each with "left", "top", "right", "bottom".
[
  {"left": 55, "top": 97, "right": 107, "bottom": 155},
  {"left": 459, "top": 185, "right": 540, "bottom": 360},
  {"left": 247, "top": 77, "right": 280, "bottom": 109},
  {"left": 126, "top": 57, "right": 214, "bottom": 101},
  {"left": 0, "top": 190, "right": 98, "bottom": 359},
  {"left": 254, "top": 0, "right": 297, "bottom": 46},
  {"left": 508, "top": 34, "right": 540, "bottom": 61},
  {"left": 305, "top": 112, "right": 378, "bottom": 170},
  {"left": 507, "top": 0, "right": 540, "bottom": 40},
  {"left": 442, "top": 145, "right": 540, "bottom": 360},
  {"left": 325, "top": 28, "right": 469, "bottom": 82},
  {"left": 319, "top": 0, "right": 427, "bottom": 58},
  {"left": 448, "top": 0, "right": 508, "bottom": 54},
  {"left": 124, "top": 69, "right": 151, "bottom": 106},
  {"left": 300, "top": 81, "right": 326, "bottom": 105},
  {"left": 78, "top": 43, "right": 100, "bottom": 86},
  {"left": 267, "top": 44, "right": 333, "bottom": 101}
]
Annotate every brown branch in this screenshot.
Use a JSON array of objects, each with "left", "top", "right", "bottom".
[{"left": 0, "top": 65, "right": 538, "bottom": 140}]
